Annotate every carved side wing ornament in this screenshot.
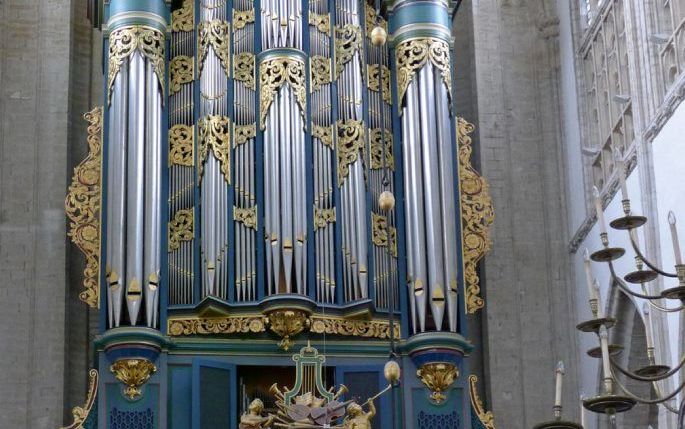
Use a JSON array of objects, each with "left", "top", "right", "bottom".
[
  {"left": 457, "top": 118, "right": 495, "bottom": 314},
  {"left": 65, "top": 107, "right": 103, "bottom": 308},
  {"left": 59, "top": 369, "right": 99, "bottom": 429},
  {"left": 469, "top": 375, "right": 496, "bottom": 429}
]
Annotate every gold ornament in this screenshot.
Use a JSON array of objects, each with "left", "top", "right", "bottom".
[
  {"left": 384, "top": 361, "right": 401, "bottom": 384},
  {"left": 110, "top": 359, "right": 157, "bottom": 400},
  {"left": 171, "top": 0, "right": 194, "bottom": 32},
  {"left": 416, "top": 362, "right": 459, "bottom": 404},
  {"left": 233, "top": 52, "right": 255, "bottom": 89},
  {"left": 259, "top": 56, "right": 307, "bottom": 129},
  {"left": 367, "top": 65, "right": 392, "bottom": 105},
  {"left": 168, "top": 124, "right": 194, "bottom": 167},
  {"left": 107, "top": 27, "right": 165, "bottom": 103},
  {"left": 335, "top": 25, "right": 363, "bottom": 79},
  {"left": 372, "top": 213, "right": 388, "bottom": 247},
  {"left": 168, "top": 315, "right": 266, "bottom": 336},
  {"left": 312, "top": 124, "right": 334, "bottom": 149},
  {"left": 59, "top": 369, "right": 98, "bottom": 429},
  {"left": 233, "top": 8, "right": 255, "bottom": 30},
  {"left": 309, "top": 315, "right": 400, "bottom": 340},
  {"left": 370, "top": 26, "right": 387, "bottom": 46},
  {"left": 309, "top": 11, "right": 331, "bottom": 34},
  {"left": 469, "top": 375, "right": 496, "bottom": 429},
  {"left": 234, "top": 206, "right": 257, "bottom": 230},
  {"left": 457, "top": 118, "right": 494, "bottom": 314},
  {"left": 365, "top": 4, "right": 387, "bottom": 39},
  {"left": 310, "top": 55, "right": 332, "bottom": 92},
  {"left": 169, "top": 55, "right": 194, "bottom": 95},
  {"left": 395, "top": 38, "right": 452, "bottom": 106},
  {"left": 234, "top": 123, "right": 257, "bottom": 146},
  {"left": 65, "top": 107, "right": 102, "bottom": 309},
  {"left": 168, "top": 209, "right": 194, "bottom": 251},
  {"left": 314, "top": 208, "right": 336, "bottom": 230},
  {"left": 198, "top": 20, "right": 231, "bottom": 76},
  {"left": 369, "top": 128, "right": 393, "bottom": 170},
  {"left": 379, "top": 191, "right": 395, "bottom": 212},
  {"left": 336, "top": 120, "right": 365, "bottom": 185},
  {"left": 265, "top": 309, "right": 310, "bottom": 351},
  {"left": 198, "top": 115, "right": 231, "bottom": 183}
]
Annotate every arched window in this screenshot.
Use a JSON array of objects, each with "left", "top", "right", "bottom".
[{"left": 654, "top": 0, "right": 685, "bottom": 94}]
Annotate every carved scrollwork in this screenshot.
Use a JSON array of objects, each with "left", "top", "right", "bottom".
[
  {"left": 334, "top": 24, "right": 363, "bottom": 79},
  {"left": 107, "top": 27, "right": 165, "bottom": 104},
  {"left": 312, "top": 124, "right": 334, "bottom": 149},
  {"left": 395, "top": 38, "right": 452, "bottom": 106},
  {"left": 172, "top": 0, "right": 194, "bottom": 32},
  {"left": 259, "top": 56, "right": 306, "bottom": 129},
  {"left": 170, "top": 55, "right": 194, "bottom": 95},
  {"left": 457, "top": 118, "right": 494, "bottom": 314},
  {"left": 168, "top": 209, "right": 194, "bottom": 252},
  {"left": 234, "top": 123, "right": 256, "bottom": 146},
  {"left": 233, "top": 52, "right": 255, "bottom": 89},
  {"left": 234, "top": 206, "right": 257, "bottom": 230},
  {"left": 369, "top": 128, "right": 393, "bottom": 170},
  {"left": 110, "top": 359, "right": 157, "bottom": 400},
  {"left": 336, "top": 120, "right": 365, "bottom": 186},
  {"left": 169, "top": 124, "right": 194, "bottom": 167},
  {"left": 367, "top": 64, "right": 392, "bottom": 105},
  {"left": 388, "top": 226, "right": 397, "bottom": 257},
  {"left": 168, "top": 315, "right": 267, "bottom": 336},
  {"left": 310, "top": 56, "right": 332, "bottom": 92},
  {"left": 59, "top": 369, "right": 98, "bottom": 429},
  {"left": 469, "top": 375, "right": 496, "bottom": 429},
  {"left": 198, "top": 20, "right": 231, "bottom": 76},
  {"left": 372, "top": 213, "right": 388, "bottom": 247},
  {"left": 417, "top": 363, "right": 459, "bottom": 404},
  {"left": 365, "top": 4, "right": 387, "bottom": 39},
  {"left": 309, "top": 315, "right": 401, "bottom": 340},
  {"left": 309, "top": 12, "right": 330, "bottom": 33},
  {"left": 233, "top": 8, "right": 255, "bottom": 30},
  {"left": 198, "top": 115, "right": 231, "bottom": 183},
  {"left": 65, "top": 107, "right": 102, "bottom": 309},
  {"left": 314, "top": 208, "right": 336, "bottom": 230}
]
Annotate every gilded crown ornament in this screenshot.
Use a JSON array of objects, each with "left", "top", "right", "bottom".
[{"left": 110, "top": 359, "right": 157, "bottom": 400}]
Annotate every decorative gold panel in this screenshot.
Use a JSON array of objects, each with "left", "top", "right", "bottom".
[
  {"left": 198, "top": 20, "right": 230, "bottom": 75},
  {"left": 309, "top": 12, "right": 330, "bottom": 33},
  {"left": 171, "top": 0, "right": 194, "bottom": 32},
  {"left": 234, "top": 206, "right": 257, "bottom": 230},
  {"left": 312, "top": 124, "right": 334, "bottom": 149},
  {"left": 417, "top": 362, "right": 459, "bottom": 404},
  {"left": 234, "top": 123, "right": 256, "bottom": 146},
  {"left": 108, "top": 27, "right": 165, "bottom": 103},
  {"left": 388, "top": 226, "right": 397, "bottom": 257},
  {"left": 369, "top": 128, "right": 394, "bottom": 170},
  {"left": 457, "top": 118, "right": 494, "bottom": 314},
  {"left": 314, "top": 208, "right": 336, "bottom": 230},
  {"left": 233, "top": 52, "right": 255, "bottom": 89},
  {"left": 169, "top": 124, "right": 194, "bottom": 167},
  {"left": 65, "top": 107, "right": 102, "bottom": 309},
  {"left": 233, "top": 8, "right": 255, "bottom": 30},
  {"left": 310, "top": 56, "right": 332, "bottom": 92},
  {"left": 168, "top": 209, "right": 194, "bottom": 252},
  {"left": 259, "top": 56, "right": 306, "bottom": 129},
  {"left": 168, "top": 315, "right": 267, "bottom": 336},
  {"left": 372, "top": 213, "right": 388, "bottom": 247},
  {"left": 469, "top": 375, "right": 496, "bottom": 429},
  {"left": 367, "top": 64, "right": 391, "bottom": 105},
  {"left": 365, "top": 4, "right": 387, "bottom": 39},
  {"left": 170, "top": 55, "right": 194, "bottom": 95},
  {"left": 110, "top": 359, "right": 157, "bottom": 400},
  {"left": 336, "top": 120, "right": 365, "bottom": 185},
  {"left": 198, "top": 115, "right": 231, "bottom": 183},
  {"left": 59, "top": 369, "right": 98, "bottom": 429},
  {"left": 334, "top": 25, "right": 363, "bottom": 79},
  {"left": 395, "top": 38, "right": 452, "bottom": 105},
  {"left": 265, "top": 309, "right": 310, "bottom": 351},
  {"left": 309, "top": 315, "right": 401, "bottom": 340}
]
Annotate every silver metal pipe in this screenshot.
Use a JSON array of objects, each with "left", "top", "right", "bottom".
[{"left": 280, "top": 87, "right": 293, "bottom": 293}]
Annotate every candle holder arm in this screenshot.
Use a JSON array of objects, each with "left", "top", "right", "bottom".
[
  {"left": 610, "top": 354, "right": 685, "bottom": 382},
  {"left": 608, "top": 262, "right": 663, "bottom": 300},
  {"left": 612, "top": 370, "right": 685, "bottom": 407},
  {"left": 628, "top": 233, "right": 678, "bottom": 278},
  {"left": 642, "top": 284, "right": 684, "bottom": 312}
]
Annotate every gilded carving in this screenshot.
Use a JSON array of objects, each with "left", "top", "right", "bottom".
[
  {"left": 265, "top": 309, "right": 310, "bottom": 351},
  {"left": 234, "top": 123, "right": 257, "bottom": 146},
  {"left": 234, "top": 206, "right": 257, "bottom": 230},
  {"left": 65, "top": 107, "right": 102, "bottom": 309},
  {"left": 395, "top": 38, "right": 452, "bottom": 105},
  {"left": 417, "top": 363, "right": 459, "bottom": 404},
  {"left": 198, "top": 115, "right": 231, "bottom": 183},
  {"left": 198, "top": 20, "right": 231, "bottom": 76},
  {"left": 310, "top": 56, "right": 332, "bottom": 92},
  {"left": 469, "top": 375, "right": 496, "bottom": 429},
  {"left": 234, "top": 52, "right": 255, "bottom": 89},
  {"left": 233, "top": 8, "right": 255, "bottom": 30},
  {"left": 335, "top": 25, "right": 363, "bottom": 79},
  {"left": 365, "top": 4, "right": 387, "bottom": 39},
  {"left": 170, "top": 55, "right": 194, "bottom": 95},
  {"left": 168, "top": 315, "right": 267, "bottom": 336},
  {"left": 259, "top": 56, "right": 307, "bottom": 129},
  {"left": 309, "top": 315, "right": 401, "bottom": 340},
  {"left": 336, "top": 120, "right": 365, "bottom": 185},
  {"left": 388, "top": 226, "right": 397, "bottom": 258},
  {"left": 369, "top": 128, "right": 393, "bottom": 170},
  {"left": 312, "top": 124, "right": 334, "bottom": 149},
  {"left": 110, "top": 359, "right": 157, "bottom": 400},
  {"left": 367, "top": 64, "right": 391, "bottom": 105},
  {"left": 372, "top": 213, "right": 388, "bottom": 247},
  {"left": 172, "top": 0, "right": 194, "bottom": 32},
  {"left": 169, "top": 124, "right": 194, "bottom": 167},
  {"left": 59, "top": 369, "right": 98, "bottom": 429},
  {"left": 309, "top": 11, "right": 330, "bottom": 33},
  {"left": 108, "top": 27, "right": 165, "bottom": 103},
  {"left": 457, "top": 118, "right": 494, "bottom": 314},
  {"left": 314, "top": 208, "right": 336, "bottom": 230},
  {"left": 168, "top": 209, "right": 194, "bottom": 252}
]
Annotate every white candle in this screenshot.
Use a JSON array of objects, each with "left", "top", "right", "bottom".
[
  {"left": 583, "top": 249, "right": 599, "bottom": 312},
  {"left": 642, "top": 302, "right": 654, "bottom": 350},
  {"left": 580, "top": 395, "right": 587, "bottom": 428},
  {"left": 593, "top": 186, "right": 607, "bottom": 235},
  {"left": 554, "top": 361, "right": 565, "bottom": 408},
  {"left": 614, "top": 149, "right": 628, "bottom": 201},
  {"left": 668, "top": 211, "right": 683, "bottom": 265},
  {"left": 593, "top": 279, "right": 604, "bottom": 318},
  {"left": 599, "top": 325, "right": 612, "bottom": 385}
]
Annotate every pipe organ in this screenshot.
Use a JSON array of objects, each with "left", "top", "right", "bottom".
[{"left": 70, "top": 1, "right": 496, "bottom": 427}]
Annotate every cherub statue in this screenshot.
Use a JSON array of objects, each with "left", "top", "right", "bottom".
[
  {"left": 342, "top": 399, "right": 375, "bottom": 429},
  {"left": 240, "top": 399, "right": 275, "bottom": 429}
]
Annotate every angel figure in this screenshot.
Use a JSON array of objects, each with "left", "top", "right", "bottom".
[
  {"left": 240, "top": 399, "right": 275, "bottom": 429},
  {"left": 342, "top": 399, "right": 375, "bottom": 429}
]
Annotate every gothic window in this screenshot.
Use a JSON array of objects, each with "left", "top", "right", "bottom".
[
  {"left": 654, "top": 0, "right": 685, "bottom": 93},
  {"left": 580, "top": 0, "right": 634, "bottom": 192}
]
